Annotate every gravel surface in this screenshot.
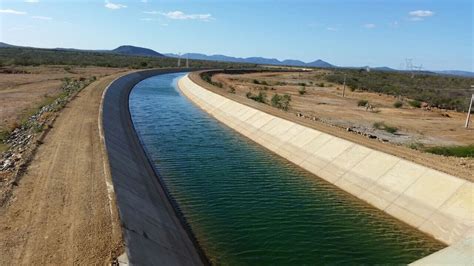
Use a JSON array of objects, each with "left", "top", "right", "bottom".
[{"left": 0, "top": 73, "right": 126, "bottom": 264}]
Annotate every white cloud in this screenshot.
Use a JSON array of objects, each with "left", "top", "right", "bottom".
[
  {"left": 0, "top": 9, "right": 27, "bottom": 15},
  {"left": 389, "top": 21, "right": 399, "bottom": 28},
  {"left": 104, "top": 1, "right": 127, "bottom": 10},
  {"left": 143, "top": 11, "right": 159, "bottom": 14},
  {"left": 363, "top": 23, "right": 376, "bottom": 29},
  {"left": 161, "top": 11, "right": 213, "bottom": 21},
  {"left": 32, "top": 16, "right": 52, "bottom": 20},
  {"left": 141, "top": 0, "right": 148, "bottom": 3},
  {"left": 140, "top": 18, "right": 156, "bottom": 21},
  {"left": 409, "top": 10, "right": 434, "bottom": 21},
  {"left": 25, "top": 0, "right": 39, "bottom": 3},
  {"left": 409, "top": 10, "right": 434, "bottom": 17},
  {"left": 326, "top": 27, "right": 338, "bottom": 31},
  {"left": 8, "top": 25, "right": 35, "bottom": 32}
]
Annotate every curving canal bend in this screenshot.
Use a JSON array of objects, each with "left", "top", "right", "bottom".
[{"left": 129, "top": 72, "right": 444, "bottom": 264}]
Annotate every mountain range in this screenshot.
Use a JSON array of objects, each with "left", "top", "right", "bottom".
[
  {"left": 1, "top": 42, "right": 473, "bottom": 77},
  {"left": 164, "top": 53, "right": 335, "bottom": 68}
]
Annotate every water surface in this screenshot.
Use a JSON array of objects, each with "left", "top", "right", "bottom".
[{"left": 129, "top": 73, "right": 444, "bottom": 264}]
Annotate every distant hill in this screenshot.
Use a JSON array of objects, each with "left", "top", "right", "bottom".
[
  {"left": 0, "top": 42, "right": 15, "bottom": 48},
  {"left": 372, "top": 66, "right": 397, "bottom": 72},
  {"left": 434, "top": 70, "right": 474, "bottom": 78},
  {"left": 1, "top": 42, "right": 472, "bottom": 76},
  {"left": 307, "top": 59, "right": 334, "bottom": 68},
  {"left": 112, "top": 45, "right": 164, "bottom": 57},
  {"left": 165, "top": 53, "right": 335, "bottom": 68}
]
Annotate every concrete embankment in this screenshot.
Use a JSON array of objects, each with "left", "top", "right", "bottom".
[
  {"left": 101, "top": 69, "right": 206, "bottom": 265},
  {"left": 178, "top": 74, "right": 473, "bottom": 264}
]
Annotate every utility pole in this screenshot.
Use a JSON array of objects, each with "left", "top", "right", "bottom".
[
  {"left": 342, "top": 74, "right": 347, "bottom": 97},
  {"left": 465, "top": 85, "right": 474, "bottom": 128},
  {"left": 185, "top": 55, "right": 189, "bottom": 68},
  {"left": 177, "top": 53, "right": 181, "bottom": 68}
]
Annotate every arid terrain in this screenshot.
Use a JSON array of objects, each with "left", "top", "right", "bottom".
[
  {"left": 0, "top": 66, "right": 125, "bottom": 137},
  {"left": 192, "top": 71, "right": 473, "bottom": 181},
  {"left": 212, "top": 71, "right": 473, "bottom": 146},
  {"left": 0, "top": 68, "right": 128, "bottom": 264}
]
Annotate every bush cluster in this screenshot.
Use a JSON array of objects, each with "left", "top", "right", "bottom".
[
  {"left": 0, "top": 47, "right": 256, "bottom": 69},
  {"left": 271, "top": 93, "right": 291, "bottom": 111},
  {"left": 246, "top": 91, "right": 267, "bottom": 103},
  {"left": 325, "top": 69, "right": 474, "bottom": 111},
  {"left": 393, "top": 101, "right": 403, "bottom": 108}
]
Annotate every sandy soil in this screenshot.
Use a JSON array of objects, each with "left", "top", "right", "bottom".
[
  {"left": 212, "top": 71, "right": 473, "bottom": 146},
  {"left": 0, "top": 73, "right": 126, "bottom": 264},
  {"left": 191, "top": 71, "right": 473, "bottom": 182},
  {"left": 0, "top": 66, "right": 125, "bottom": 131}
]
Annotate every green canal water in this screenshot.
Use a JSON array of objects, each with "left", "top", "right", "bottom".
[{"left": 129, "top": 73, "right": 444, "bottom": 264}]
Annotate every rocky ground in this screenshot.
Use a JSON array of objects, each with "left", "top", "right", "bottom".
[
  {"left": 0, "top": 78, "right": 95, "bottom": 204},
  {"left": 0, "top": 70, "right": 128, "bottom": 264},
  {"left": 212, "top": 71, "right": 474, "bottom": 147}
]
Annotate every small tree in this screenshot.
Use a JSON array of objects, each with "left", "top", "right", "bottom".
[{"left": 271, "top": 93, "right": 291, "bottom": 111}]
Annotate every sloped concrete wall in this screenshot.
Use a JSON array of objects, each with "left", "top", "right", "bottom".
[
  {"left": 102, "top": 69, "right": 206, "bottom": 265},
  {"left": 178, "top": 74, "right": 474, "bottom": 248}
]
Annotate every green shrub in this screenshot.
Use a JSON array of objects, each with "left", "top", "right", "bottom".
[
  {"left": 271, "top": 93, "right": 291, "bottom": 111},
  {"left": 0, "top": 129, "right": 9, "bottom": 143},
  {"left": 373, "top": 121, "right": 398, "bottom": 134},
  {"left": 425, "top": 145, "right": 474, "bottom": 158},
  {"left": 298, "top": 87, "right": 307, "bottom": 95},
  {"left": 324, "top": 70, "right": 473, "bottom": 111},
  {"left": 246, "top": 91, "right": 267, "bottom": 103},
  {"left": 253, "top": 79, "right": 260, "bottom": 84},
  {"left": 357, "top": 100, "right": 368, "bottom": 106},
  {"left": 228, "top": 86, "right": 235, "bottom": 94},
  {"left": 393, "top": 101, "right": 403, "bottom": 108},
  {"left": 298, "top": 82, "right": 306, "bottom": 86},
  {"left": 408, "top": 100, "right": 421, "bottom": 108},
  {"left": 408, "top": 142, "right": 425, "bottom": 150}
]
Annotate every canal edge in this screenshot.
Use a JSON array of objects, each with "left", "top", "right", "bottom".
[
  {"left": 101, "top": 68, "right": 210, "bottom": 265},
  {"left": 178, "top": 72, "right": 474, "bottom": 265}
]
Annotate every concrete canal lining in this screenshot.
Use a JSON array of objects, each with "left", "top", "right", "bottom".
[
  {"left": 178, "top": 74, "right": 473, "bottom": 264},
  {"left": 101, "top": 69, "right": 206, "bottom": 265}
]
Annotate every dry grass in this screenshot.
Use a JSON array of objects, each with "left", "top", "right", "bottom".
[
  {"left": 211, "top": 71, "right": 474, "bottom": 147},
  {"left": 0, "top": 65, "right": 127, "bottom": 138}
]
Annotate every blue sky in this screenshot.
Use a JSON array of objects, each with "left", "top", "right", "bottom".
[{"left": 0, "top": 0, "right": 472, "bottom": 71}]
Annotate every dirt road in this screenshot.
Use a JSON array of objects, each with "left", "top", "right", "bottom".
[{"left": 0, "top": 73, "right": 125, "bottom": 264}]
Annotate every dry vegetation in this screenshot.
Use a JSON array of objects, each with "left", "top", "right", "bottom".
[
  {"left": 193, "top": 70, "right": 474, "bottom": 180},
  {"left": 0, "top": 65, "right": 126, "bottom": 151},
  {"left": 209, "top": 70, "right": 474, "bottom": 149}
]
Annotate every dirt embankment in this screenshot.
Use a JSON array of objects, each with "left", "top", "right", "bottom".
[
  {"left": 0, "top": 66, "right": 125, "bottom": 132},
  {"left": 190, "top": 71, "right": 473, "bottom": 182},
  {"left": 212, "top": 71, "right": 474, "bottom": 147},
  {"left": 0, "top": 72, "right": 127, "bottom": 264}
]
